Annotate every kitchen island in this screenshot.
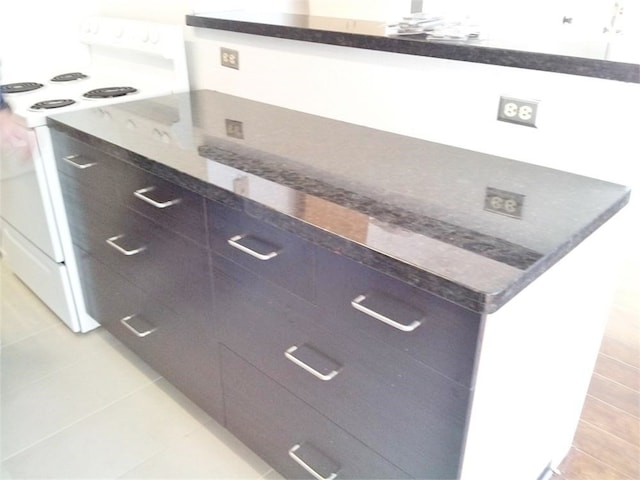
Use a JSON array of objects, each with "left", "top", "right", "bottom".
[{"left": 47, "top": 90, "right": 630, "bottom": 480}]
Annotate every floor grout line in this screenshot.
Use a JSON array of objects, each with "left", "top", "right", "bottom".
[
  {"left": 597, "top": 351, "right": 640, "bottom": 374},
  {"left": 0, "top": 375, "right": 163, "bottom": 464},
  {"left": 567, "top": 445, "right": 637, "bottom": 480}
]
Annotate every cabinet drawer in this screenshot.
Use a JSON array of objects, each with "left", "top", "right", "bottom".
[
  {"left": 221, "top": 346, "right": 411, "bottom": 480},
  {"left": 53, "top": 132, "right": 131, "bottom": 202},
  {"left": 66, "top": 189, "right": 211, "bottom": 323},
  {"left": 216, "top": 259, "right": 467, "bottom": 479},
  {"left": 119, "top": 167, "right": 206, "bottom": 246},
  {"left": 316, "top": 248, "right": 480, "bottom": 387},
  {"left": 208, "top": 201, "right": 314, "bottom": 301},
  {"left": 75, "top": 248, "right": 224, "bottom": 422}
]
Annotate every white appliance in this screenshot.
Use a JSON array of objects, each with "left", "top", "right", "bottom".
[{"left": 0, "top": 17, "right": 190, "bottom": 332}]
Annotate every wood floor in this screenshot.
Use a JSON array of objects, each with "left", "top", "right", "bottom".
[{"left": 554, "top": 242, "right": 640, "bottom": 480}]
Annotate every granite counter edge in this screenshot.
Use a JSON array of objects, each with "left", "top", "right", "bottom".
[{"left": 185, "top": 14, "right": 640, "bottom": 84}]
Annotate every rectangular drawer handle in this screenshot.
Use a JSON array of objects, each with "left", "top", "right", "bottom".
[
  {"left": 120, "top": 314, "right": 157, "bottom": 338},
  {"left": 351, "top": 294, "right": 422, "bottom": 332},
  {"left": 134, "top": 186, "right": 182, "bottom": 209},
  {"left": 285, "top": 345, "right": 341, "bottom": 381},
  {"left": 288, "top": 444, "right": 339, "bottom": 480},
  {"left": 106, "top": 234, "right": 147, "bottom": 256},
  {"left": 63, "top": 154, "right": 97, "bottom": 169},
  {"left": 227, "top": 234, "right": 280, "bottom": 260}
]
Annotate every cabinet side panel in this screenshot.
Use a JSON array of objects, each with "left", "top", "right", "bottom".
[{"left": 461, "top": 216, "right": 623, "bottom": 480}]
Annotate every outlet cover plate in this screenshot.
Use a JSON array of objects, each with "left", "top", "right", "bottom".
[
  {"left": 220, "top": 47, "right": 239, "bottom": 69},
  {"left": 225, "top": 119, "right": 244, "bottom": 139},
  {"left": 497, "top": 96, "right": 539, "bottom": 127},
  {"left": 484, "top": 187, "right": 525, "bottom": 219}
]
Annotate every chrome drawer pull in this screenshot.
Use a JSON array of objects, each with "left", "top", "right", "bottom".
[
  {"left": 227, "top": 234, "right": 279, "bottom": 260},
  {"left": 120, "top": 314, "right": 156, "bottom": 338},
  {"left": 134, "top": 186, "right": 182, "bottom": 209},
  {"left": 351, "top": 294, "right": 422, "bottom": 332},
  {"left": 106, "top": 234, "right": 147, "bottom": 256},
  {"left": 288, "top": 444, "right": 339, "bottom": 480},
  {"left": 63, "top": 154, "right": 97, "bottom": 169},
  {"left": 284, "top": 345, "right": 340, "bottom": 381}
]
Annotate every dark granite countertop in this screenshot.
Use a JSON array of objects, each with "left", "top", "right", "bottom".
[
  {"left": 47, "top": 90, "right": 630, "bottom": 313},
  {"left": 186, "top": 11, "right": 640, "bottom": 83}
]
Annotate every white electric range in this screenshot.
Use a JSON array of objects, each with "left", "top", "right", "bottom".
[{"left": 0, "top": 17, "right": 189, "bottom": 332}]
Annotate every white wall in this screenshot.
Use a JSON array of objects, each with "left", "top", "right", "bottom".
[
  {"left": 0, "top": 0, "right": 98, "bottom": 79},
  {"left": 187, "top": 28, "right": 639, "bottom": 184}
]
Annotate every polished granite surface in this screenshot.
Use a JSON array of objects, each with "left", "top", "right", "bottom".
[
  {"left": 48, "top": 90, "right": 630, "bottom": 313},
  {"left": 186, "top": 11, "right": 640, "bottom": 83}
]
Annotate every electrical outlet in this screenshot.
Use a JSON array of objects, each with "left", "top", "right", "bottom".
[
  {"left": 484, "top": 187, "right": 525, "bottom": 219},
  {"left": 225, "top": 119, "right": 244, "bottom": 139},
  {"left": 497, "top": 96, "right": 539, "bottom": 127},
  {"left": 233, "top": 175, "right": 249, "bottom": 196},
  {"left": 220, "top": 47, "right": 239, "bottom": 69}
]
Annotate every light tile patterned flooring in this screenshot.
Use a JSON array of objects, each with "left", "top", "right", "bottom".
[
  {"left": 1, "top": 248, "right": 638, "bottom": 479},
  {"left": 0, "top": 261, "right": 283, "bottom": 480}
]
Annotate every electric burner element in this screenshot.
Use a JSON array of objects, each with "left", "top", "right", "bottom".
[
  {"left": 83, "top": 86, "right": 138, "bottom": 99},
  {"left": 1, "top": 82, "right": 44, "bottom": 94},
  {"left": 50, "top": 72, "right": 88, "bottom": 82},
  {"left": 29, "top": 99, "right": 76, "bottom": 111}
]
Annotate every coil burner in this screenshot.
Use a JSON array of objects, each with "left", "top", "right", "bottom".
[
  {"left": 1, "top": 82, "right": 44, "bottom": 94},
  {"left": 50, "top": 72, "right": 89, "bottom": 82},
  {"left": 83, "top": 86, "right": 138, "bottom": 99},
  {"left": 29, "top": 99, "right": 77, "bottom": 111}
]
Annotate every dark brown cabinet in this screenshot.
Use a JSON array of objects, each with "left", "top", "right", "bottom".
[
  {"left": 53, "top": 129, "right": 481, "bottom": 479},
  {"left": 53, "top": 131, "right": 224, "bottom": 423}
]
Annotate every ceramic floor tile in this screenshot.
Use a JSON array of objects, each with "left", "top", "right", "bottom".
[
  {"left": 2, "top": 379, "right": 210, "bottom": 479},
  {"left": 0, "top": 322, "right": 120, "bottom": 394},
  {"left": 262, "top": 468, "right": 286, "bottom": 479},
  {"left": 1, "top": 333, "right": 160, "bottom": 460},
  {"left": 119, "top": 420, "right": 273, "bottom": 479},
  {"left": 0, "top": 267, "right": 60, "bottom": 347}
]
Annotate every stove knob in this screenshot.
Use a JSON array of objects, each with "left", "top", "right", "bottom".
[
  {"left": 160, "top": 131, "right": 171, "bottom": 144},
  {"left": 114, "top": 25, "right": 124, "bottom": 39},
  {"left": 101, "top": 110, "right": 112, "bottom": 121},
  {"left": 126, "top": 120, "right": 137, "bottom": 130}
]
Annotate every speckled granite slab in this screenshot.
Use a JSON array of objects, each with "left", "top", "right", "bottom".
[
  {"left": 47, "top": 90, "right": 631, "bottom": 313},
  {"left": 186, "top": 11, "right": 639, "bottom": 83}
]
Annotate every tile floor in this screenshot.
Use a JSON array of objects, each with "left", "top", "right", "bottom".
[{"left": 0, "top": 261, "right": 282, "bottom": 479}]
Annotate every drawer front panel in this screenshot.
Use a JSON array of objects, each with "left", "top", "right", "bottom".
[
  {"left": 216, "top": 259, "right": 467, "bottom": 479},
  {"left": 66, "top": 189, "right": 211, "bottom": 322},
  {"left": 208, "top": 201, "right": 314, "bottom": 301},
  {"left": 120, "top": 167, "right": 207, "bottom": 246},
  {"left": 316, "top": 248, "right": 480, "bottom": 387},
  {"left": 60, "top": 174, "right": 124, "bottom": 253},
  {"left": 53, "top": 133, "right": 132, "bottom": 202},
  {"left": 75, "top": 249, "right": 224, "bottom": 422},
  {"left": 221, "top": 346, "right": 411, "bottom": 480}
]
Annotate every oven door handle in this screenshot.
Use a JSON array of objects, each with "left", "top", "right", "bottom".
[{"left": 63, "top": 154, "right": 97, "bottom": 170}]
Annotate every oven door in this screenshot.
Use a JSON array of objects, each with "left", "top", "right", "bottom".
[{"left": 0, "top": 130, "right": 63, "bottom": 262}]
